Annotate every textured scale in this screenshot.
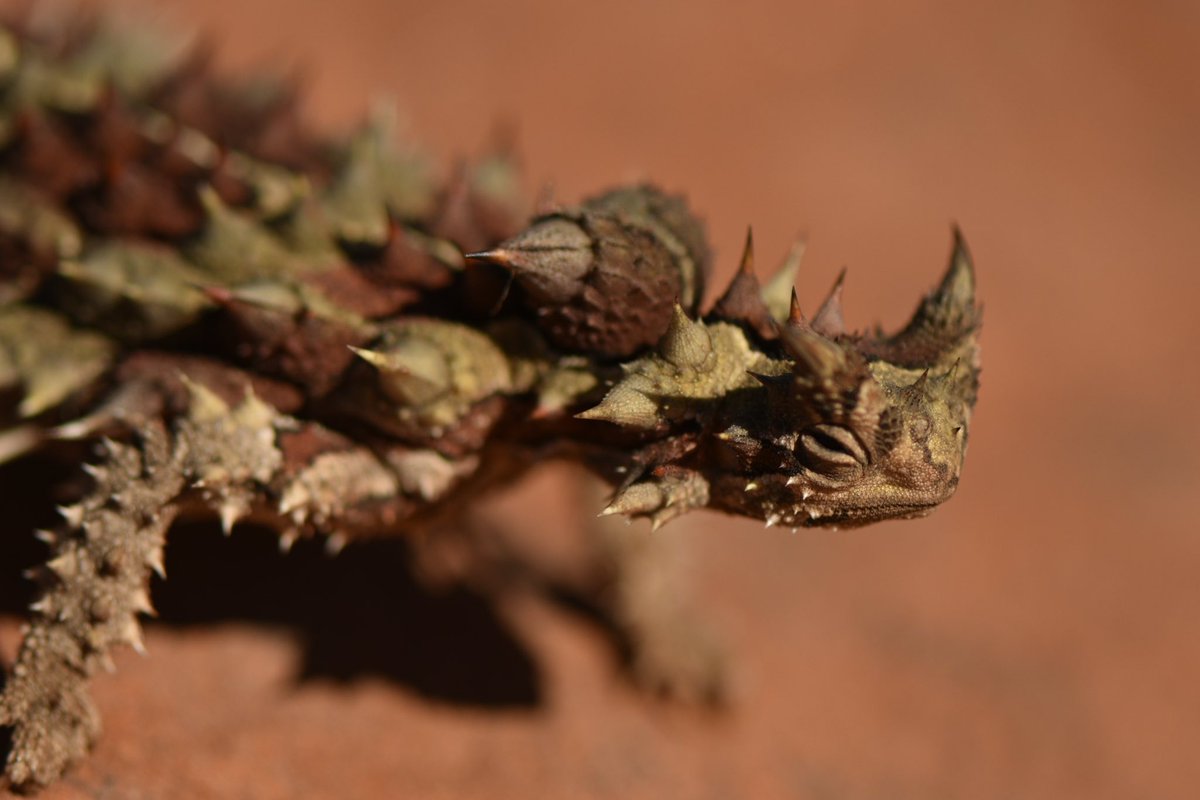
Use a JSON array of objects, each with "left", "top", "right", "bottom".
[{"left": 0, "top": 15, "right": 980, "bottom": 791}]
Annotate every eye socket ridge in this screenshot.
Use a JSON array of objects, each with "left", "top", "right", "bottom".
[{"left": 797, "top": 424, "right": 869, "bottom": 470}]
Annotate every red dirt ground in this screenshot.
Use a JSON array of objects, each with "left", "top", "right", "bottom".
[{"left": 3, "top": 0, "right": 1199, "bottom": 797}]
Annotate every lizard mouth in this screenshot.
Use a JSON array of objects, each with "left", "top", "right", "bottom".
[{"left": 802, "top": 502, "right": 939, "bottom": 528}]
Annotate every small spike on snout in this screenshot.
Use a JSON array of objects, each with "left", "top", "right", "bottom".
[{"left": 900, "top": 368, "right": 932, "bottom": 403}]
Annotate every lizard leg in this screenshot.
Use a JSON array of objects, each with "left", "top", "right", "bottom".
[{"left": 589, "top": 500, "right": 729, "bottom": 705}]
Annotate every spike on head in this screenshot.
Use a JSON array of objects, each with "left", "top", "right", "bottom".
[
  {"left": 811, "top": 268, "right": 846, "bottom": 337},
  {"left": 702, "top": 229, "right": 980, "bottom": 530},
  {"left": 710, "top": 228, "right": 778, "bottom": 338},
  {"left": 945, "top": 226, "right": 976, "bottom": 309},
  {"left": 780, "top": 325, "right": 849, "bottom": 380},
  {"left": 761, "top": 237, "right": 806, "bottom": 320},
  {"left": 659, "top": 304, "right": 712, "bottom": 368},
  {"left": 787, "top": 287, "right": 806, "bottom": 328},
  {"left": 943, "top": 358, "right": 960, "bottom": 383},
  {"left": 901, "top": 369, "right": 931, "bottom": 403},
  {"left": 874, "top": 227, "right": 980, "bottom": 368}
]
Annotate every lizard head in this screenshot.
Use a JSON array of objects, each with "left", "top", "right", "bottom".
[
  {"left": 590, "top": 229, "right": 980, "bottom": 530},
  {"left": 714, "top": 229, "right": 981, "bottom": 528}
]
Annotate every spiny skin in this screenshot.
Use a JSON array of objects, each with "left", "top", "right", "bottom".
[
  {"left": 574, "top": 232, "right": 979, "bottom": 532},
  {"left": 0, "top": 17, "right": 980, "bottom": 792}
]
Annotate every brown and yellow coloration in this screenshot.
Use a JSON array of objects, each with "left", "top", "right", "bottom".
[
  {"left": 0, "top": 14, "right": 979, "bottom": 791},
  {"left": 570, "top": 230, "right": 980, "bottom": 532}
]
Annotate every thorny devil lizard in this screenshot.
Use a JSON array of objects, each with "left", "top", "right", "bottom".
[{"left": 0, "top": 15, "right": 980, "bottom": 792}]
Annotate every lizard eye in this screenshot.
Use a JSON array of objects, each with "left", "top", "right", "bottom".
[{"left": 797, "top": 424, "right": 868, "bottom": 477}]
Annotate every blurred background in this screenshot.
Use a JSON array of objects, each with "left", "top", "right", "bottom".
[{"left": 4, "top": 0, "right": 1199, "bottom": 797}]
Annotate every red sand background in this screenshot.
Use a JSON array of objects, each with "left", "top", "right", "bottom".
[{"left": 3, "top": 0, "right": 1199, "bottom": 797}]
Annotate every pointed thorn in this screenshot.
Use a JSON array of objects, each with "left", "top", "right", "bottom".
[
  {"left": 132, "top": 588, "right": 156, "bottom": 617},
  {"left": 56, "top": 504, "right": 85, "bottom": 528},
  {"left": 660, "top": 304, "right": 712, "bottom": 368},
  {"left": 888, "top": 227, "right": 979, "bottom": 353},
  {"left": 29, "top": 597, "right": 52, "bottom": 615},
  {"left": 51, "top": 414, "right": 105, "bottom": 441},
  {"left": 711, "top": 235, "right": 772, "bottom": 333},
  {"left": 279, "top": 530, "right": 299, "bottom": 554},
  {"left": 780, "top": 325, "right": 846, "bottom": 377},
  {"left": 122, "top": 618, "right": 147, "bottom": 655},
  {"left": 950, "top": 224, "right": 976, "bottom": 293},
  {"left": 146, "top": 550, "right": 167, "bottom": 579},
  {"left": 906, "top": 369, "right": 931, "bottom": 398},
  {"left": 787, "top": 287, "right": 807, "bottom": 327},
  {"left": 277, "top": 490, "right": 303, "bottom": 517},
  {"left": 762, "top": 237, "right": 807, "bottom": 320},
  {"left": 785, "top": 475, "right": 802, "bottom": 486},
  {"left": 219, "top": 503, "right": 242, "bottom": 536},
  {"left": 347, "top": 345, "right": 391, "bottom": 370},
  {"left": 933, "top": 225, "right": 976, "bottom": 313},
  {"left": 946, "top": 358, "right": 961, "bottom": 382},
  {"left": 462, "top": 248, "right": 511, "bottom": 264},
  {"left": 48, "top": 552, "right": 78, "bottom": 579},
  {"left": 602, "top": 482, "right": 664, "bottom": 517},
  {"left": 34, "top": 528, "right": 58, "bottom": 545},
  {"left": 812, "top": 267, "right": 847, "bottom": 337},
  {"left": 649, "top": 513, "right": 675, "bottom": 533},
  {"left": 179, "top": 373, "right": 230, "bottom": 421},
  {"left": 576, "top": 389, "right": 661, "bottom": 429}
]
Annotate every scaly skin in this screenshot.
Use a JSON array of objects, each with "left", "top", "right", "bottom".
[{"left": 0, "top": 16, "right": 980, "bottom": 791}]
